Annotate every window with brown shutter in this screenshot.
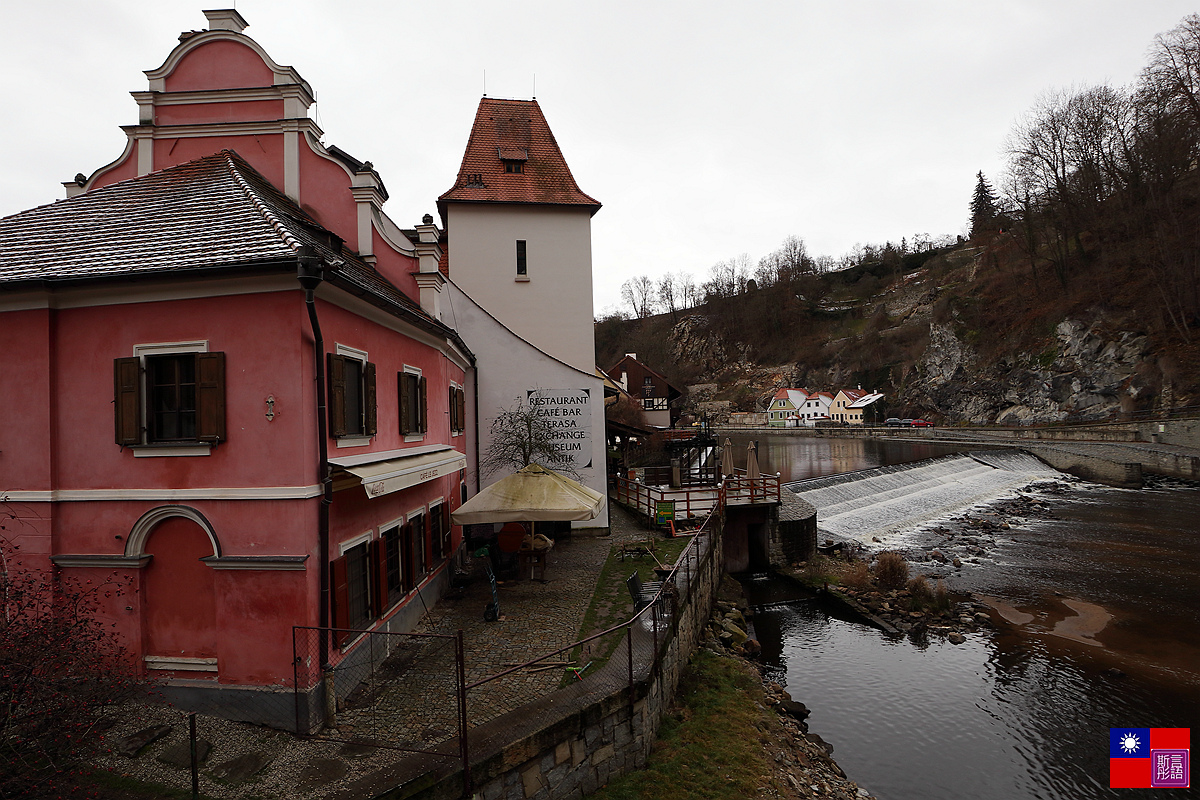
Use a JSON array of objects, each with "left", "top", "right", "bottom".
[
  {"left": 329, "top": 353, "right": 375, "bottom": 439},
  {"left": 399, "top": 371, "right": 425, "bottom": 436},
  {"left": 114, "top": 352, "right": 225, "bottom": 447}
]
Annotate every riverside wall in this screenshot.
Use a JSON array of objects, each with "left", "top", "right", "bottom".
[{"left": 402, "top": 524, "right": 725, "bottom": 800}]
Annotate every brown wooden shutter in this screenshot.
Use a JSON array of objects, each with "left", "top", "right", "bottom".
[
  {"left": 457, "top": 388, "right": 466, "bottom": 433},
  {"left": 448, "top": 386, "right": 456, "bottom": 432},
  {"left": 328, "top": 354, "right": 347, "bottom": 437},
  {"left": 196, "top": 352, "right": 226, "bottom": 443},
  {"left": 399, "top": 373, "right": 411, "bottom": 435},
  {"left": 419, "top": 376, "right": 428, "bottom": 433},
  {"left": 114, "top": 357, "right": 142, "bottom": 446},
  {"left": 363, "top": 361, "right": 377, "bottom": 436},
  {"left": 369, "top": 538, "right": 387, "bottom": 615},
  {"left": 330, "top": 555, "right": 350, "bottom": 644}
]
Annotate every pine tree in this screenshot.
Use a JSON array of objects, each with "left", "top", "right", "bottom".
[{"left": 969, "top": 171, "right": 1000, "bottom": 238}]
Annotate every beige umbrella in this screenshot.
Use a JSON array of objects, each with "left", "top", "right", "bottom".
[
  {"left": 746, "top": 442, "right": 761, "bottom": 480},
  {"left": 720, "top": 439, "right": 735, "bottom": 478},
  {"left": 451, "top": 464, "right": 604, "bottom": 524}
]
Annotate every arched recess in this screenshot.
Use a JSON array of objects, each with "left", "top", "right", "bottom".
[
  {"left": 134, "top": 507, "right": 221, "bottom": 667},
  {"left": 125, "top": 505, "right": 221, "bottom": 560}
]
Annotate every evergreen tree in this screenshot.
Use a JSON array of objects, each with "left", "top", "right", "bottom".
[{"left": 969, "top": 171, "right": 1000, "bottom": 238}]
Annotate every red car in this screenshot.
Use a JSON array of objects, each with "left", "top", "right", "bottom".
[{"left": 910, "top": 418, "right": 934, "bottom": 427}]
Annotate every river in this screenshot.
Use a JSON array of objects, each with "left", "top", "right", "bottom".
[{"left": 725, "top": 433, "right": 1200, "bottom": 799}]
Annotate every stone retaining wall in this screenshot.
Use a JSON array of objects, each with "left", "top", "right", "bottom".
[
  {"left": 1022, "top": 445, "right": 1143, "bottom": 488},
  {"left": 401, "top": 525, "right": 726, "bottom": 800}
]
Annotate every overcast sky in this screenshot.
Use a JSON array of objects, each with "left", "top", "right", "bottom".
[{"left": 3, "top": 2, "right": 1196, "bottom": 314}]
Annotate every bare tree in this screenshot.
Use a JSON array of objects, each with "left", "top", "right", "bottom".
[
  {"left": 620, "top": 275, "right": 657, "bottom": 319},
  {"left": 479, "top": 399, "right": 580, "bottom": 478},
  {"left": 1143, "top": 13, "right": 1200, "bottom": 128},
  {"left": 657, "top": 272, "right": 679, "bottom": 323}
]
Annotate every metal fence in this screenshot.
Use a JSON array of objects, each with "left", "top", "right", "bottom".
[{"left": 291, "top": 627, "right": 467, "bottom": 773}]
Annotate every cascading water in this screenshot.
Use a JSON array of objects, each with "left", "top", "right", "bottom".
[{"left": 785, "top": 451, "right": 1062, "bottom": 546}]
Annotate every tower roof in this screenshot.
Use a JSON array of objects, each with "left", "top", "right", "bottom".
[{"left": 438, "top": 98, "right": 600, "bottom": 215}]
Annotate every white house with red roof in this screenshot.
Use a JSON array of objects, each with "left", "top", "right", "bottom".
[
  {"left": 831, "top": 389, "right": 886, "bottom": 425},
  {"left": 0, "top": 9, "right": 606, "bottom": 725}
]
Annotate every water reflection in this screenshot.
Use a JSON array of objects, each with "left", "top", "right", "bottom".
[
  {"left": 724, "top": 433, "right": 973, "bottom": 482},
  {"left": 749, "top": 594, "right": 1196, "bottom": 800},
  {"left": 730, "top": 436, "right": 1200, "bottom": 800}
]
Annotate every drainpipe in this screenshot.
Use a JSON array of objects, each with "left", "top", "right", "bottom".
[{"left": 297, "top": 247, "right": 332, "bottom": 671}]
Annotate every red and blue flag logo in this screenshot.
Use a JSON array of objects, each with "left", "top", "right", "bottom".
[{"left": 1110, "top": 728, "right": 1190, "bottom": 788}]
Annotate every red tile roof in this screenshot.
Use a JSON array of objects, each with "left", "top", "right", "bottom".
[
  {"left": 438, "top": 98, "right": 600, "bottom": 215},
  {"left": 0, "top": 150, "right": 435, "bottom": 324},
  {"left": 0, "top": 150, "right": 345, "bottom": 284}
]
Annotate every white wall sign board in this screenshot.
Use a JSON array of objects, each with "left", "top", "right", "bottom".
[{"left": 527, "top": 388, "right": 592, "bottom": 471}]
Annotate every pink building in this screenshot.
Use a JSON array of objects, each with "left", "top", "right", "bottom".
[{"left": 0, "top": 10, "right": 478, "bottom": 727}]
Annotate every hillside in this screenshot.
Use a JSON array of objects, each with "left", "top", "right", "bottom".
[{"left": 596, "top": 233, "right": 1200, "bottom": 425}]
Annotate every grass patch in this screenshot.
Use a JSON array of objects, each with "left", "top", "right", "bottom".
[
  {"left": 568, "top": 536, "right": 690, "bottom": 682},
  {"left": 588, "top": 649, "right": 780, "bottom": 800}
]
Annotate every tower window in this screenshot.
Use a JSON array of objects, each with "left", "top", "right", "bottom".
[{"left": 516, "top": 240, "right": 527, "bottom": 276}]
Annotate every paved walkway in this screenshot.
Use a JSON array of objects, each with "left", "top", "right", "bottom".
[{"left": 92, "top": 501, "right": 657, "bottom": 799}]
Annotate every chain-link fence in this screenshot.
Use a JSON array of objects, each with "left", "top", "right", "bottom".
[{"left": 291, "top": 627, "right": 467, "bottom": 764}]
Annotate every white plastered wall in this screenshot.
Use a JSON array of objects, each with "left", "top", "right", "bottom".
[
  {"left": 443, "top": 281, "right": 609, "bottom": 530},
  {"left": 445, "top": 204, "right": 595, "bottom": 374}
]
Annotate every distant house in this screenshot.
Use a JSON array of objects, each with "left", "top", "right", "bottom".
[
  {"left": 609, "top": 354, "right": 681, "bottom": 428},
  {"left": 800, "top": 391, "right": 835, "bottom": 426},
  {"left": 767, "top": 388, "right": 809, "bottom": 427},
  {"left": 831, "top": 389, "right": 886, "bottom": 425}
]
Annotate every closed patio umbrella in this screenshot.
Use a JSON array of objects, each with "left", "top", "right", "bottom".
[
  {"left": 746, "top": 442, "right": 761, "bottom": 480},
  {"left": 721, "top": 439, "right": 735, "bottom": 479}
]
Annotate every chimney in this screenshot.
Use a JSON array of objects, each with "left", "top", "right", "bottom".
[
  {"left": 203, "top": 9, "right": 248, "bottom": 33},
  {"left": 625, "top": 353, "right": 637, "bottom": 361},
  {"left": 411, "top": 214, "right": 445, "bottom": 320}
]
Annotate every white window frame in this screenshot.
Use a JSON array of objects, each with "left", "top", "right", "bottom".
[
  {"left": 334, "top": 344, "right": 371, "bottom": 448},
  {"left": 402, "top": 364, "right": 425, "bottom": 442},
  {"left": 130, "top": 339, "right": 211, "bottom": 457}
]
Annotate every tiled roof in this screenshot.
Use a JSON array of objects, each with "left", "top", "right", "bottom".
[
  {"left": 438, "top": 98, "right": 600, "bottom": 214},
  {"left": 0, "top": 150, "right": 349, "bottom": 285}
]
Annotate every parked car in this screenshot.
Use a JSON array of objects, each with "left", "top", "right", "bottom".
[
  {"left": 900, "top": 419, "right": 914, "bottom": 427},
  {"left": 884, "top": 418, "right": 903, "bottom": 427},
  {"left": 910, "top": 419, "right": 933, "bottom": 427}
]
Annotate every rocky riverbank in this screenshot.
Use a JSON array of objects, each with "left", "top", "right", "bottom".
[{"left": 701, "top": 597, "right": 878, "bottom": 800}]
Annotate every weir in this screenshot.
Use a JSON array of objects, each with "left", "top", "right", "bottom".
[{"left": 784, "top": 451, "right": 1062, "bottom": 545}]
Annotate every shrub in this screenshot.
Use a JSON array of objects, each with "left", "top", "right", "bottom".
[
  {"left": 842, "top": 560, "right": 870, "bottom": 589},
  {"left": 0, "top": 537, "right": 140, "bottom": 798},
  {"left": 907, "top": 575, "right": 933, "bottom": 609},
  {"left": 873, "top": 552, "right": 909, "bottom": 590},
  {"left": 933, "top": 578, "right": 952, "bottom": 612}
]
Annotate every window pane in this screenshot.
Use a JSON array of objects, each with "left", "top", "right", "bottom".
[
  {"left": 147, "top": 354, "right": 197, "bottom": 441},
  {"left": 346, "top": 542, "right": 371, "bottom": 630},
  {"left": 344, "top": 359, "right": 363, "bottom": 435}
]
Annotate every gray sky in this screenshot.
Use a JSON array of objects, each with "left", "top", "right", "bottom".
[{"left": 3, "top": 1, "right": 1196, "bottom": 315}]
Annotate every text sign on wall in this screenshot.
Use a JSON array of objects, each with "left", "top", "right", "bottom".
[{"left": 528, "top": 388, "right": 592, "bottom": 471}]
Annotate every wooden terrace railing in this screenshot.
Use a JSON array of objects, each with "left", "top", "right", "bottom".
[{"left": 720, "top": 473, "right": 781, "bottom": 505}]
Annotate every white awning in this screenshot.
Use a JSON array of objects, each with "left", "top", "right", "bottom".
[{"left": 330, "top": 445, "right": 466, "bottom": 498}]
